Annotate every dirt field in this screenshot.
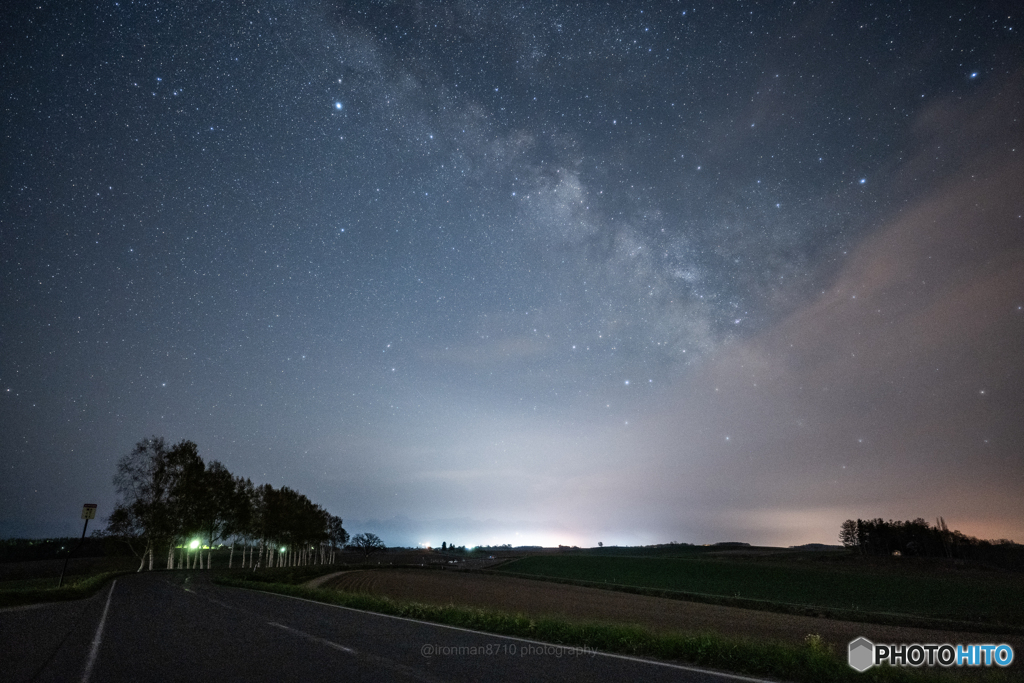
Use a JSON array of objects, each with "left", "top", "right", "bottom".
[{"left": 316, "top": 567, "right": 1024, "bottom": 654}]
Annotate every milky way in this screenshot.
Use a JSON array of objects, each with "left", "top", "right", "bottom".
[{"left": 2, "top": 1, "right": 1022, "bottom": 546}]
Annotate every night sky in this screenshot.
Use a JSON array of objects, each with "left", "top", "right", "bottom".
[{"left": 2, "top": 1, "right": 1022, "bottom": 548}]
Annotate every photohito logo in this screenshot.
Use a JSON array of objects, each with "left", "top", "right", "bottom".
[{"left": 848, "top": 637, "right": 1014, "bottom": 671}]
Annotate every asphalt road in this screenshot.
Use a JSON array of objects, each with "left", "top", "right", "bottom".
[{"left": 0, "top": 572, "right": 774, "bottom": 682}]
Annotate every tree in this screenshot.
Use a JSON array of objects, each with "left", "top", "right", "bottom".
[
  {"left": 349, "top": 532, "right": 385, "bottom": 558},
  {"left": 164, "top": 440, "right": 207, "bottom": 569},
  {"left": 108, "top": 435, "right": 347, "bottom": 571},
  {"left": 198, "top": 460, "right": 236, "bottom": 569},
  {"left": 839, "top": 519, "right": 859, "bottom": 549},
  {"left": 227, "top": 476, "right": 255, "bottom": 568},
  {"left": 327, "top": 515, "right": 348, "bottom": 564},
  {"left": 109, "top": 436, "right": 174, "bottom": 571}
]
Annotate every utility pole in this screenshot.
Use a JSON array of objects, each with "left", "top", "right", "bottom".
[{"left": 58, "top": 504, "right": 97, "bottom": 588}]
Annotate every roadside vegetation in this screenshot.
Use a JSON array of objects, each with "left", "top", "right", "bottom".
[
  {"left": 214, "top": 574, "right": 1015, "bottom": 683},
  {"left": 0, "top": 571, "right": 127, "bottom": 608}
]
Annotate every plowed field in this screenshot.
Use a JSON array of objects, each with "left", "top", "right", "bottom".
[{"left": 315, "top": 568, "right": 1024, "bottom": 654}]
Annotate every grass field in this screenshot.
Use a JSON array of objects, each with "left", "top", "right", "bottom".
[{"left": 497, "top": 555, "right": 1024, "bottom": 627}]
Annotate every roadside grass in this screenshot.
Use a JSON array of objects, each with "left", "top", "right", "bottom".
[
  {"left": 214, "top": 576, "right": 1018, "bottom": 683},
  {"left": 0, "top": 571, "right": 126, "bottom": 608},
  {"left": 0, "top": 575, "right": 76, "bottom": 591},
  {"left": 495, "top": 557, "right": 1024, "bottom": 631}
]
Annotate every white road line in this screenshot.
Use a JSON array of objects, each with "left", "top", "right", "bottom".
[
  {"left": 238, "top": 586, "right": 777, "bottom": 683},
  {"left": 80, "top": 579, "right": 116, "bottom": 683},
  {"left": 266, "top": 620, "right": 447, "bottom": 683},
  {"left": 267, "top": 621, "right": 357, "bottom": 654}
]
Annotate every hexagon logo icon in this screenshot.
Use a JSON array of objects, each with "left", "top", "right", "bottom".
[{"left": 848, "top": 637, "right": 874, "bottom": 672}]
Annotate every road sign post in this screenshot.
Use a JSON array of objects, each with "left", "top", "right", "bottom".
[{"left": 58, "top": 504, "right": 97, "bottom": 588}]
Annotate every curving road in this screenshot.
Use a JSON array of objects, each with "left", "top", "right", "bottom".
[{"left": 0, "top": 572, "right": 774, "bottom": 682}]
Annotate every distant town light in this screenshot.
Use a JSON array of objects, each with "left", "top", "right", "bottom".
[{"left": 189, "top": 540, "right": 199, "bottom": 549}]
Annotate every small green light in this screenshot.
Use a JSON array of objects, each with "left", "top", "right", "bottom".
[
  {"left": 281, "top": 546, "right": 286, "bottom": 552},
  {"left": 189, "top": 540, "right": 199, "bottom": 549}
]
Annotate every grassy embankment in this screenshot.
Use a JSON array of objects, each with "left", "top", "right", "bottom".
[
  {"left": 215, "top": 566, "right": 1019, "bottom": 683},
  {"left": 0, "top": 571, "right": 129, "bottom": 608},
  {"left": 494, "top": 555, "right": 1024, "bottom": 632}
]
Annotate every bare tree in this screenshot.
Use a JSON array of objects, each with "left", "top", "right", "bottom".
[{"left": 349, "top": 532, "right": 385, "bottom": 558}]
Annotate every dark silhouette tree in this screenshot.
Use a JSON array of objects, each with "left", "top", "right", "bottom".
[
  {"left": 164, "top": 440, "right": 207, "bottom": 568},
  {"left": 327, "top": 515, "right": 348, "bottom": 564},
  {"left": 349, "top": 532, "right": 385, "bottom": 558},
  {"left": 109, "top": 435, "right": 346, "bottom": 571},
  {"left": 109, "top": 436, "right": 174, "bottom": 571},
  {"left": 839, "top": 519, "right": 859, "bottom": 550}
]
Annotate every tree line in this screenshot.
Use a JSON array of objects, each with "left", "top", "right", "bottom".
[
  {"left": 839, "top": 517, "right": 1022, "bottom": 569},
  {"left": 107, "top": 436, "right": 358, "bottom": 571}
]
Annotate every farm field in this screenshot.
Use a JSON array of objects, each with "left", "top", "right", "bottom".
[
  {"left": 317, "top": 567, "right": 1024, "bottom": 657},
  {"left": 497, "top": 555, "right": 1024, "bottom": 627}
]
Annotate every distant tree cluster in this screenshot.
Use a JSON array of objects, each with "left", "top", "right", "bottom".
[
  {"left": 432, "top": 542, "right": 467, "bottom": 553},
  {"left": 840, "top": 517, "right": 1021, "bottom": 569},
  {"left": 106, "top": 436, "right": 351, "bottom": 572}
]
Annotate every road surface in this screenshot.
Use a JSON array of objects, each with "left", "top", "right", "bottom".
[{"left": 1, "top": 572, "right": 775, "bottom": 682}]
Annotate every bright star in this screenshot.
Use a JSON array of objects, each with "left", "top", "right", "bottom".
[{"left": 334, "top": 102, "right": 343, "bottom": 110}]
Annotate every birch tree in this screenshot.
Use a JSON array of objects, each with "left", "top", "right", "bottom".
[
  {"left": 109, "top": 437, "right": 174, "bottom": 571},
  {"left": 107, "top": 435, "right": 345, "bottom": 572}
]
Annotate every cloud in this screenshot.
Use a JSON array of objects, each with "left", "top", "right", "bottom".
[{"left": 645, "top": 86, "right": 1024, "bottom": 543}]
